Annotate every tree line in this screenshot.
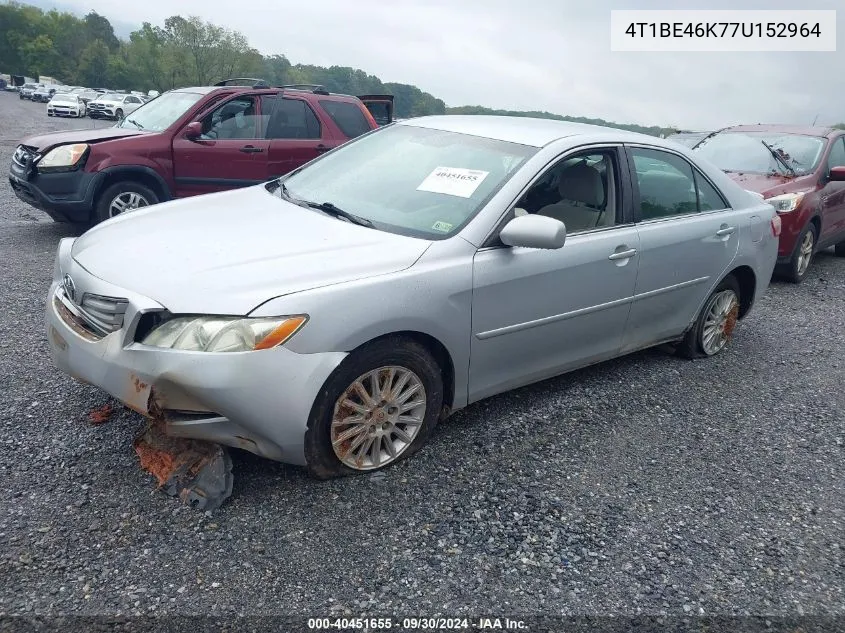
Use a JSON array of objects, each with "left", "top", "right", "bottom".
[{"left": 0, "top": 2, "right": 446, "bottom": 118}]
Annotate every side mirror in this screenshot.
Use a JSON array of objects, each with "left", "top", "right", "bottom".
[
  {"left": 829, "top": 166, "right": 845, "bottom": 182},
  {"left": 499, "top": 214, "right": 566, "bottom": 250},
  {"left": 184, "top": 121, "right": 203, "bottom": 140}
]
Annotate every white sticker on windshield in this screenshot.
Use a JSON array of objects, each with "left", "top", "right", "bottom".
[
  {"left": 417, "top": 166, "right": 489, "bottom": 198},
  {"left": 431, "top": 220, "right": 453, "bottom": 232}
]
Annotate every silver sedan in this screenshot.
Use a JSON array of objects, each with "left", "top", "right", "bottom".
[{"left": 45, "top": 115, "right": 780, "bottom": 477}]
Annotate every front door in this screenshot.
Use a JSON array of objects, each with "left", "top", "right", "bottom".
[
  {"left": 261, "top": 95, "right": 339, "bottom": 180},
  {"left": 469, "top": 147, "right": 639, "bottom": 402},
  {"left": 172, "top": 94, "right": 271, "bottom": 197},
  {"left": 819, "top": 135, "right": 845, "bottom": 245},
  {"left": 621, "top": 145, "right": 741, "bottom": 351}
]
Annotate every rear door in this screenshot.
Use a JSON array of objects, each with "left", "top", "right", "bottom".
[
  {"left": 261, "top": 95, "right": 336, "bottom": 179},
  {"left": 357, "top": 94, "right": 394, "bottom": 126},
  {"left": 819, "top": 135, "right": 845, "bottom": 245},
  {"left": 172, "top": 93, "right": 270, "bottom": 197},
  {"left": 620, "top": 144, "right": 742, "bottom": 351}
]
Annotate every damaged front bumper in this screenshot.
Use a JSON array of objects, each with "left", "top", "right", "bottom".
[{"left": 45, "top": 238, "right": 347, "bottom": 467}]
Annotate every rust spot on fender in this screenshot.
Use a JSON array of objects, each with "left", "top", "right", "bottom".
[{"left": 131, "top": 374, "right": 148, "bottom": 394}]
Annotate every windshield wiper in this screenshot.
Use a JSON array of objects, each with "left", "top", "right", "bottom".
[
  {"left": 301, "top": 200, "right": 373, "bottom": 227},
  {"left": 761, "top": 140, "right": 795, "bottom": 176}
]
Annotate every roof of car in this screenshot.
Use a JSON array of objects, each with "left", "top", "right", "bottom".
[
  {"left": 400, "top": 115, "right": 662, "bottom": 148},
  {"left": 721, "top": 123, "right": 840, "bottom": 137},
  {"left": 172, "top": 86, "right": 222, "bottom": 95}
]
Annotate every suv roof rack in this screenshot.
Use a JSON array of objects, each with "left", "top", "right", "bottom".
[
  {"left": 214, "top": 78, "right": 270, "bottom": 88},
  {"left": 279, "top": 84, "right": 330, "bottom": 95}
]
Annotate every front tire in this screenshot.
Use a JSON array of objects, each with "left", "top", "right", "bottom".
[
  {"left": 94, "top": 181, "right": 158, "bottom": 224},
  {"left": 677, "top": 275, "right": 741, "bottom": 359},
  {"left": 304, "top": 337, "right": 444, "bottom": 479},
  {"left": 115, "top": 108, "right": 123, "bottom": 120},
  {"left": 835, "top": 240, "right": 845, "bottom": 257},
  {"left": 782, "top": 223, "right": 817, "bottom": 283}
]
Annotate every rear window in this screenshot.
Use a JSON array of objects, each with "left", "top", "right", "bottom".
[
  {"left": 261, "top": 96, "right": 321, "bottom": 139},
  {"left": 319, "top": 100, "right": 372, "bottom": 139}
]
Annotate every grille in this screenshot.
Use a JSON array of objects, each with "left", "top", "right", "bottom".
[
  {"left": 55, "top": 286, "right": 128, "bottom": 339},
  {"left": 80, "top": 293, "right": 129, "bottom": 333},
  {"left": 12, "top": 145, "right": 35, "bottom": 169}
]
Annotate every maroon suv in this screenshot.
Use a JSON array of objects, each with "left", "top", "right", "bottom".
[
  {"left": 8, "top": 79, "right": 393, "bottom": 224},
  {"left": 695, "top": 124, "right": 845, "bottom": 282}
]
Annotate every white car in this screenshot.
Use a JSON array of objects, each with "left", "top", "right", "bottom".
[
  {"left": 47, "top": 93, "right": 86, "bottom": 118},
  {"left": 86, "top": 92, "right": 145, "bottom": 120}
]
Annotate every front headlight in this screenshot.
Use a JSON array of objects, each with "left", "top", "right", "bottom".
[
  {"left": 767, "top": 192, "right": 806, "bottom": 213},
  {"left": 141, "top": 315, "right": 308, "bottom": 353},
  {"left": 37, "top": 143, "right": 89, "bottom": 172}
]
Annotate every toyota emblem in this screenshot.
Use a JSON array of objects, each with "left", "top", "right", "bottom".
[{"left": 62, "top": 274, "right": 76, "bottom": 302}]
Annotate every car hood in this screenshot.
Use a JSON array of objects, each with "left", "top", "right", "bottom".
[
  {"left": 724, "top": 171, "right": 818, "bottom": 198},
  {"left": 71, "top": 185, "right": 433, "bottom": 315},
  {"left": 20, "top": 127, "right": 143, "bottom": 152}
]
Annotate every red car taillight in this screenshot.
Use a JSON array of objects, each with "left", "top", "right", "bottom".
[{"left": 771, "top": 215, "right": 782, "bottom": 237}]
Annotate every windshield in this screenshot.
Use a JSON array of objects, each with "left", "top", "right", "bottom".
[
  {"left": 280, "top": 124, "right": 537, "bottom": 239},
  {"left": 51, "top": 94, "right": 75, "bottom": 102},
  {"left": 695, "top": 131, "right": 826, "bottom": 176},
  {"left": 115, "top": 91, "right": 205, "bottom": 132}
]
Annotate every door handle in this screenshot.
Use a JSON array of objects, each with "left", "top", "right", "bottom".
[
  {"left": 715, "top": 226, "right": 736, "bottom": 237},
  {"left": 239, "top": 145, "right": 264, "bottom": 154},
  {"left": 315, "top": 144, "right": 331, "bottom": 154},
  {"left": 608, "top": 248, "right": 637, "bottom": 261}
]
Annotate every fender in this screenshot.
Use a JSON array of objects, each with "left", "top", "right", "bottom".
[{"left": 93, "top": 165, "right": 173, "bottom": 201}]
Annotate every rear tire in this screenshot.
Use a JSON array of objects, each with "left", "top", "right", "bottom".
[
  {"left": 94, "top": 181, "right": 158, "bottom": 224},
  {"left": 304, "top": 337, "right": 443, "bottom": 480},
  {"left": 677, "top": 275, "right": 741, "bottom": 359},
  {"left": 782, "top": 223, "right": 817, "bottom": 283}
]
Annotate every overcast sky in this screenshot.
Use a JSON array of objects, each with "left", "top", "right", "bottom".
[{"left": 59, "top": 0, "right": 844, "bottom": 129}]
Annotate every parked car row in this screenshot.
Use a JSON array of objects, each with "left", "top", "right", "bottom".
[{"left": 16, "top": 83, "right": 159, "bottom": 120}]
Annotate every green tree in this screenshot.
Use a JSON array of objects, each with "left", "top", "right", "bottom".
[
  {"left": 20, "top": 33, "right": 57, "bottom": 77},
  {"left": 85, "top": 11, "right": 120, "bottom": 51},
  {"left": 76, "top": 39, "right": 111, "bottom": 87}
]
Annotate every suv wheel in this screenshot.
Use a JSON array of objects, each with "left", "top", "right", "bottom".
[
  {"left": 783, "top": 223, "right": 817, "bottom": 283},
  {"left": 115, "top": 108, "right": 123, "bottom": 120},
  {"left": 95, "top": 181, "right": 158, "bottom": 223}
]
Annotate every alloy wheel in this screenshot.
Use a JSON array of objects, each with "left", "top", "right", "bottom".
[
  {"left": 796, "top": 229, "right": 814, "bottom": 277},
  {"left": 701, "top": 289, "right": 739, "bottom": 356},
  {"left": 330, "top": 366, "right": 427, "bottom": 471},
  {"left": 108, "top": 191, "right": 150, "bottom": 217}
]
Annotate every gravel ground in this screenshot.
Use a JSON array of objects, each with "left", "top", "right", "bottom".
[{"left": 0, "top": 91, "right": 843, "bottom": 621}]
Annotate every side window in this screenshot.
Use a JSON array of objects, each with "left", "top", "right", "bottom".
[
  {"left": 262, "top": 97, "right": 321, "bottom": 140},
  {"left": 512, "top": 150, "right": 618, "bottom": 234},
  {"left": 631, "top": 148, "right": 698, "bottom": 220},
  {"left": 199, "top": 96, "right": 259, "bottom": 140},
  {"left": 827, "top": 137, "right": 845, "bottom": 170},
  {"left": 694, "top": 170, "right": 729, "bottom": 211},
  {"left": 318, "top": 99, "right": 372, "bottom": 139}
]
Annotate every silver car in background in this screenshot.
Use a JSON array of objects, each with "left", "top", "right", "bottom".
[
  {"left": 45, "top": 116, "right": 780, "bottom": 478},
  {"left": 86, "top": 92, "right": 145, "bottom": 120}
]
